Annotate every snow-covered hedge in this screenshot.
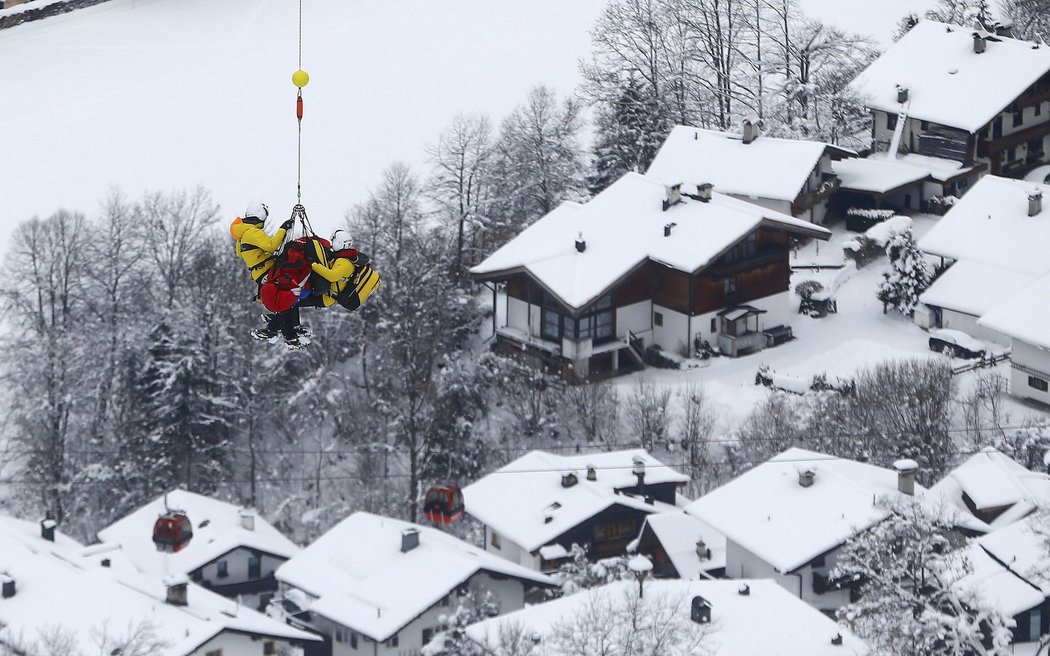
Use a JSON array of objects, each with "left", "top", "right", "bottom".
[
  {"left": 756, "top": 365, "right": 855, "bottom": 395},
  {"left": 927, "top": 195, "right": 957, "bottom": 216},
  {"left": 843, "top": 215, "right": 913, "bottom": 267},
  {"left": 846, "top": 208, "right": 897, "bottom": 221}
]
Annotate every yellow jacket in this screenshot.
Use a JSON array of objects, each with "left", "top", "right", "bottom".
[
  {"left": 311, "top": 255, "right": 380, "bottom": 309},
  {"left": 230, "top": 218, "right": 288, "bottom": 282}
]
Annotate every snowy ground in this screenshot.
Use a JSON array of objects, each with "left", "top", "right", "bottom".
[
  {"left": 2, "top": 0, "right": 939, "bottom": 247},
  {"left": 600, "top": 216, "right": 1050, "bottom": 432}
]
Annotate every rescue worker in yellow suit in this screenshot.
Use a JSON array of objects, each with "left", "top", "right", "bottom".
[
  {"left": 229, "top": 201, "right": 306, "bottom": 345},
  {"left": 309, "top": 230, "right": 381, "bottom": 312}
]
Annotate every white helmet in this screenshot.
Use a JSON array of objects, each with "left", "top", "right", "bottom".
[
  {"left": 331, "top": 229, "right": 354, "bottom": 252},
  {"left": 244, "top": 201, "right": 269, "bottom": 224}
]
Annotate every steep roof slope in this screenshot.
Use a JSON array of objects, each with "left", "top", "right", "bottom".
[
  {"left": 930, "top": 447, "right": 1050, "bottom": 531},
  {"left": 275, "top": 512, "right": 553, "bottom": 642},
  {"left": 0, "top": 516, "right": 316, "bottom": 655},
  {"left": 96, "top": 489, "right": 300, "bottom": 576},
  {"left": 471, "top": 172, "right": 829, "bottom": 310},
  {"left": 850, "top": 20, "right": 1050, "bottom": 133},
  {"left": 466, "top": 579, "right": 869, "bottom": 655},
  {"left": 464, "top": 449, "right": 689, "bottom": 553},
  {"left": 646, "top": 125, "right": 850, "bottom": 202}
]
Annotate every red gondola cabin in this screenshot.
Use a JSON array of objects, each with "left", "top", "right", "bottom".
[
  {"left": 423, "top": 485, "right": 464, "bottom": 525},
  {"left": 152, "top": 512, "right": 193, "bottom": 553}
]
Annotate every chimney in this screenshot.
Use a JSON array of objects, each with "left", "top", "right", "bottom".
[
  {"left": 101, "top": 558, "right": 111, "bottom": 568},
  {"left": 1029, "top": 189, "right": 1043, "bottom": 217},
  {"left": 561, "top": 471, "right": 578, "bottom": 488},
  {"left": 401, "top": 527, "right": 420, "bottom": 553},
  {"left": 994, "top": 21, "right": 1014, "bottom": 38},
  {"left": 738, "top": 583, "right": 750, "bottom": 596},
  {"left": 165, "top": 575, "right": 189, "bottom": 607},
  {"left": 973, "top": 33, "right": 987, "bottom": 54},
  {"left": 40, "top": 514, "right": 56, "bottom": 543},
  {"left": 239, "top": 509, "right": 255, "bottom": 532},
  {"left": 798, "top": 468, "right": 816, "bottom": 488},
  {"left": 1, "top": 574, "right": 14, "bottom": 599},
  {"left": 662, "top": 183, "right": 682, "bottom": 211},
  {"left": 696, "top": 183, "right": 713, "bottom": 203},
  {"left": 894, "top": 459, "right": 919, "bottom": 496},
  {"left": 696, "top": 539, "right": 711, "bottom": 561},
  {"left": 832, "top": 633, "right": 844, "bottom": 646},
  {"left": 741, "top": 118, "right": 759, "bottom": 144},
  {"left": 690, "top": 596, "right": 712, "bottom": 624},
  {"left": 663, "top": 222, "right": 677, "bottom": 237},
  {"left": 896, "top": 85, "right": 909, "bottom": 104},
  {"left": 632, "top": 455, "right": 646, "bottom": 490},
  {"left": 575, "top": 232, "right": 586, "bottom": 253},
  {"left": 586, "top": 464, "right": 597, "bottom": 481}
]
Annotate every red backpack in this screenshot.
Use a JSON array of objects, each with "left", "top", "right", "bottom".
[{"left": 260, "top": 239, "right": 314, "bottom": 313}]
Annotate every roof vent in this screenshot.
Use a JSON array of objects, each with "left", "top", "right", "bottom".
[
  {"left": 973, "top": 32, "right": 987, "bottom": 54},
  {"left": 101, "top": 558, "right": 111, "bottom": 568},
  {"left": 662, "top": 184, "right": 683, "bottom": 211},
  {"left": 239, "top": 509, "right": 255, "bottom": 532},
  {"left": 165, "top": 575, "right": 189, "bottom": 607},
  {"left": 690, "top": 595, "right": 712, "bottom": 624},
  {"left": 401, "top": 527, "right": 421, "bottom": 553},
  {"left": 798, "top": 468, "right": 816, "bottom": 488},
  {"left": 741, "top": 118, "right": 759, "bottom": 144},
  {"left": 663, "top": 222, "right": 677, "bottom": 237},
  {"left": 894, "top": 459, "right": 919, "bottom": 496},
  {"left": 586, "top": 464, "right": 597, "bottom": 481},
  {"left": 40, "top": 514, "right": 56, "bottom": 543},
  {"left": 1, "top": 574, "right": 14, "bottom": 599},
  {"left": 696, "top": 539, "right": 711, "bottom": 561},
  {"left": 1029, "top": 189, "right": 1043, "bottom": 217},
  {"left": 575, "top": 232, "right": 586, "bottom": 253},
  {"left": 896, "top": 85, "right": 909, "bottom": 104},
  {"left": 738, "top": 583, "right": 750, "bottom": 596},
  {"left": 696, "top": 183, "right": 713, "bottom": 203},
  {"left": 561, "top": 471, "right": 578, "bottom": 488},
  {"left": 832, "top": 633, "right": 844, "bottom": 646}
]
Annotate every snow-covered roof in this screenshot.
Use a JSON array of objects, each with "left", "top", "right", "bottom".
[
  {"left": 850, "top": 20, "right": 1050, "bottom": 133},
  {"left": 275, "top": 512, "right": 553, "bottom": 642},
  {"left": 979, "top": 271, "right": 1050, "bottom": 349},
  {"left": 685, "top": 448, "right": 920, "bottom": 573},
  {"left": 930, "top": 448, "right": 1050, "bottom": 532},
  {"left": 465, "top": 579, "right": 868, "bottom": 655},
  {"left": 918, "top": 175, "right": 1050, "bottom": 274},
  {"left": 471, "top": 172, "right": 830, "bottom": 310},
  {"left": 919, "top": 260, "right": 1037, "bottom": 317},
  {"left": 640, "top": 512, "right": 727, "bottom": 578},
  {"left": 645, "top": 125, "right": 852, "bottom": 203},
  {"left": 833, "top": 157, "right": 929, "bottom": 193},
  {"left": 977, "top": 513, "right": 1050, "bottom": 597},
  {"left": 95, "top": 489, "right": 300, "bottom": 577},
  {"left": 463, "top": 449, "right": 690, "bottom": 553},
  {"left": 955, "top": 543, "right": 1046, "bottom": 617},
  {"left": 0, "top": 516, "right": 317, "bottom": 655}
]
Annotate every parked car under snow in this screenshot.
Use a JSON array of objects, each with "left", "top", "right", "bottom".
[{"left": 928, "top": 329, "right": 985, "bottom": 359}]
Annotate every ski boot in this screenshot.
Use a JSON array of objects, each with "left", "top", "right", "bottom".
[
  {"left": 285, "top": 337, "right": 307, "bottom": 350},
  {"left": 251, "top": 327, "right": 279, "bottom": 342}
]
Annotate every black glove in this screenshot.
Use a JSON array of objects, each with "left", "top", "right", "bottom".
[{"left": 280, "top": 219, "right": 294, "bottom": 231}]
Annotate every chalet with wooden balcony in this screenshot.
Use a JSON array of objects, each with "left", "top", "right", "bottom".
[
  {"left": 471, "top": 173, "right": 830, "bottom": 381},
  {"left": 850, "top": 20, "right": 1050, "bottom": 197},
  {"left": 645, "top": 123, "right": 854, "bottom": 224}
]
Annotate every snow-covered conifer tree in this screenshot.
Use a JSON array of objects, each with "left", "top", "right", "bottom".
[{"left": 877, "top": 228, "right": 931, "bottom": 315}]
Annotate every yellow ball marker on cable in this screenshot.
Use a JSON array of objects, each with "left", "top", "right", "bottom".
[{"left": 292, "top": 69, "right": 310, "bottom": 88}]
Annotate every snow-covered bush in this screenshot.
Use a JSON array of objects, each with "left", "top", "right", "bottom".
[
  {"left": 926, "top": 194, "right": 957, "bottom": 215},
  {"left": 554, "top": 544, "right": 632, "bottom": 595},
  {"left": 842, "top": 235, "right": 883, "bottom": 267},
  {"left": 846, "top": 207, "right": 896, "bottom": 221},
  {"left": 794, "top": 279, "right": 825, "bottom": 302},
  {"left": 644, "top": 344, "right": 679, "bottom": 369}
]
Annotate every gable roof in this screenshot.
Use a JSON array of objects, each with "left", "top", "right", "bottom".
[
  {"left": 918, "top": 175, "right": 1050, "bottom": 274},
  {"left": 639, "top": 512, "right": 727, "bottom": 577},
  {"left": 471, "top": 172, "right": 829, "bottom": 310},
  {"left": 0, "top": 516, "right": 317, "bottom": 655},
  {"left": 275, "top": 512, "right": 553, "bottom": 643},
  {"left": 465, "top": 579, "right": 869, "bottom": 655},
  {"left": 977, "top": 512, "right": 1050, "bottom": 598},
  {"left": 96, "top": 489, "right": 300, "bottom": 577},
  {"left": 686, "top": 448, "right": 920, "bottom": 573},
  {"left": 979, "top": 271, "right": 1050, "bottom": 349},
  {"left": 463, "top": 449, "right": 690, "bottom": 553},
  {"left": 919, "top": 259, "right": 1037, "bottom": 318},
  {"left": 850, "top": 20, "right": 1050, "bottom": 133},
  {"left": 930, "top": 447, "right": 1050, "bottom": 532},
  {"left": 645, "top": 125, "right": 852, "bottom": 203}
]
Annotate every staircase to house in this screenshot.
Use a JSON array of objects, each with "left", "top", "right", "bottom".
[{"left": 622, "top": 330, "right": 646, "bottom": 369}]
